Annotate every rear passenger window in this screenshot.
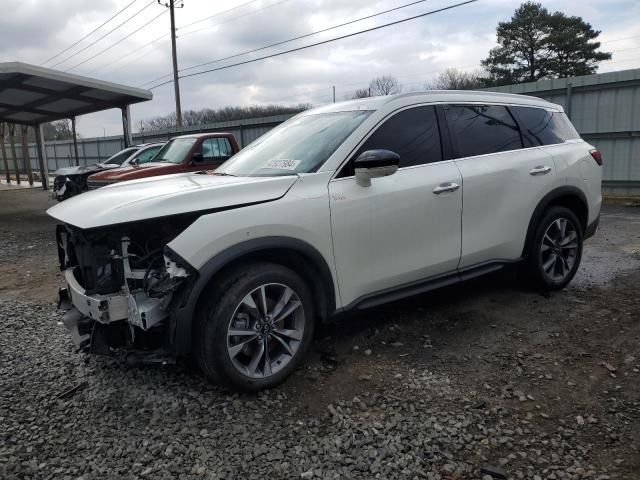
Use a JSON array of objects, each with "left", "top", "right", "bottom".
[
  {"left": 443, "top": 105, "right": 522, "bottom": 158},
  {"left": 511, "top": 107, "right": 580, "bottom": 147},
  {"left": 339, "top": 106, "right": 442, "bottom": 177}
]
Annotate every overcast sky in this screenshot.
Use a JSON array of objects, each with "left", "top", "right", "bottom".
[{"left": 1, "top": 0, "right": 638, "bottom": 137}]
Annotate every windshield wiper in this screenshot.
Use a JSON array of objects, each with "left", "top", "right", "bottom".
[{"left": 211, "top": 172, "right": 235, "bottom": 176}]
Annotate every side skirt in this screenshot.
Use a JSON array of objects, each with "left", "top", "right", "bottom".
[{"left": 341, "top": 259, "right": 520, "bottom": 312}]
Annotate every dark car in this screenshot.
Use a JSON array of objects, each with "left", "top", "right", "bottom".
[{"left": 52, "top": 143, "right": 164, "bottom": 201}]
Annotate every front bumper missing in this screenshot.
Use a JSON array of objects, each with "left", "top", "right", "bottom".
[
  {"left": 59, "top": 268, "right": 171, "bottom": 353},
  {"left": 59, "top": 288, "right": 91, "bottom": 351},
  {"left": 64, "top": 268, "right": 129, "bottom": 323}
]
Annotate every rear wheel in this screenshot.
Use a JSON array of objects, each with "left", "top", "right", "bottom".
[
  {"left": 194, "top": 262, "right": 315, "bottom": 391},
  {"left": 526, "top": 206, "right": 583, "bottom": 290}
]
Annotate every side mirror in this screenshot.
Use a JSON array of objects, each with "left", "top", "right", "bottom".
[
  {"left": 191, "top": 152, "right": 204, "bottom": 163},
  {"left": 354, "top": 149, "right": 400, "bottom": 187}
]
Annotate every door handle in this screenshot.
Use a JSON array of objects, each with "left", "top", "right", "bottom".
[
  {"left": 529, "top": 165, "right": 552, "bottom": 176},
  {"left": 432, "top": 182, "right": 460, "bottom": 194}
]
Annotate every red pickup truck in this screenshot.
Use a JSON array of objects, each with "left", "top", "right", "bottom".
[{"left": 87, "top": 132, "right": 239, "bottom": 189}]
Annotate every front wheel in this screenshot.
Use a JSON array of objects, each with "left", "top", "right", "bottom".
[
  {"left": 194, "top": 262, "right": 315, "bottom": 391},
  {"left": 526, "top": 206, "right": 583, "bottom": 290}
]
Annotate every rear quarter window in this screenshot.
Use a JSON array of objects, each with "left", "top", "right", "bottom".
[
  {"left": 510, "top": 106, "right": 580, "bottom": 147},
  {"left": 443, "top": 104, "right": 522, "bottom": 158}
]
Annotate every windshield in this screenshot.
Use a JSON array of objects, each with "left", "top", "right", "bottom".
[
  {"left": 104, "top": 147, "right": 138, "bottom": 165},
  {"left": 154, "top": 138, "right": 197, "bottom": 164},
  {"left": 216, "top": 111, "right": 372, "bottom": 177}
]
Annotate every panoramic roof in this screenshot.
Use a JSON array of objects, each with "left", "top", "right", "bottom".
[{"left": 0, "top": 62, "right": 152, "bottom": 126}]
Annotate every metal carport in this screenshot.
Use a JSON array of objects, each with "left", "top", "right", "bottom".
[{"left": 0, "top": 62, "right": 152, "bottom": 190}]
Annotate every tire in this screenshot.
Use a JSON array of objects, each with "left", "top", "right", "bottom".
[
  {"left": 525, "top": 206, "right": 583, "bottom": 290},
  {"left": 193, "top": 262, "right": 315, "bottom": 392}
]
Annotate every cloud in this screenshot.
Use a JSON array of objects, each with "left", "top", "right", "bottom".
[{"left": 1, "top": 0, "right": 637, "bottom": 137}]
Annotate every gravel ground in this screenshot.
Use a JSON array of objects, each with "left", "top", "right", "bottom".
[{"left": 0, "top": 190, "right": 639, "bottom": 480}]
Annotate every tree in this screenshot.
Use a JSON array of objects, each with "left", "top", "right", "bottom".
[
  {"left": 141, "top": 104, "right": 311, "bottom": 132},
  {"left": 369, "top": 75, "right": 401, "bottom": 96},
  {"left": 350, "top": 88, "right": 371, "bottom": 99},
  {"left": 482, "top": 2, "right": 611, "bottom": 85},
  {"left": 546, "top": 12, "right": 611, "bottom": 78},
  {"left": 427, "top": 68, "right": 487, "bottom": 90},
  {"left": 348, "top": 75, "right": 402, "bottom": 99}
]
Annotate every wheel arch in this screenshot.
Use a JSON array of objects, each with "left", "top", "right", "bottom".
[
  {"left": 172, "top": 237, "right": 337, "bottom": 354},
  {"left": 522, "top": 186, "right": 589, "bottom": 258}
]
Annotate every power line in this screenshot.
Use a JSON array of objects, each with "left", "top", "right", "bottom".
[
  {"left": 177, "top": 0, "right": 261, "bottom": 31},
  {"left": 85, "top": 32, "right": 167, "bottom": 75},
  {"left": 141, "top": 0, "right": 438, "bottom": 87},
  {"left": 148, "top": 0, "right": 480, "bottom": 90},
  {"left": 50, "top": 0, "right": 157, "bottom": 68},
  {"left": 65, "top": 9, "right": 168, "bottom": 72},
  {"left": 91, "top": 0, "right": 289, "bottom": 81},
  {"left": 176, "top": 0, "right": 293, "bottom": 38},
  {"left": 42, "top": 0, "right": 139, "bottom": 66}
]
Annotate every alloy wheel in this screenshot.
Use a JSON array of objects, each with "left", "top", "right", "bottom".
[
  {"left": 540, "top": 217, "right": 579, "bottom": 282},
  {"left": 226, "top": 283, "right": 305, "bottom": 379}
]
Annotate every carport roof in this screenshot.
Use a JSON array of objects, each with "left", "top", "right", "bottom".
[{"left": 0, "top": 62, "right": 152, "bottom": 125}]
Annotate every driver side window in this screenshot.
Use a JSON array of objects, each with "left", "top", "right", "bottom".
[{"left": 338, "top": 106, "right": 443, "bottom": 177}]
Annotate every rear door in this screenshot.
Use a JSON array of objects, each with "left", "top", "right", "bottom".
[
  {"left": 443, "top": 104, "right": 558, "bottom": 268},
  {"left": 329, "top": 105, "right": 463, "bottom": 306}
]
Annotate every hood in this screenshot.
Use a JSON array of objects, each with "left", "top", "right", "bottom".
[
  {"left": 88, "top": 162, "right": 179, "bottom": 181},
  {"left": 54, "top": 163, "right": 119, "bottom": 176},
  {"left": 47, "top": 173, "right": 299, "bottom": 229}
]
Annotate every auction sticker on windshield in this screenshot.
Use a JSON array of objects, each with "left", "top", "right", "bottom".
[{"left": 266, "top": 159, "right": 301, "bottom": 170}]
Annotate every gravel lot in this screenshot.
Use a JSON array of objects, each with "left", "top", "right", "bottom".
[{"left": 1, "top": 189, "right": 639, "bottom": 480}]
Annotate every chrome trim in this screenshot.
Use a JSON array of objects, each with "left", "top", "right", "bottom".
[
  {"left": 529, "top": 165, "right": 552, "bottom": 176},
  {"left": 432, "top": 182, "right": 460, "bottom": 194}
]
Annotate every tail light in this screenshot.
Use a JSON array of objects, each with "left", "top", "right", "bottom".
[{"left": 590, "top": 149, "right": 603, "bottom": 166}]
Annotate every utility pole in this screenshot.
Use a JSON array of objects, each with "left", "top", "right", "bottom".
[
  {"left": 332, "top": 86, "right": 336, "bottom": 103},
  {"left": 158, "top": 0, "right": 183, "bottom": 128}
]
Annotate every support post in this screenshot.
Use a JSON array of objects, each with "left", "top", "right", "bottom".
[
  {"left": 8, "top": 124, "right": 20, "bottom": 185},
  {"left": 20, "top": 125, "right": 34, "bottom": 186},
  {"left": 169, "top": 0, "right": 183, "bottom": 127},
  {"left": 71, "top": 117, "right": 80, "bottom": 166},
  {"left": 35, "top": 124, "right": 49, "bottom": 190},
  {"left": 0, "top": 123, "right": 10, "bottom": 184},
  {"left": 121, "top": 105, "right": 133, "bottom": 147},
  {"left": 332, "top": 85, "right": 336, "bottom": 103},
  {"left": 566, "top": 82, "right": 573, "bottom": 120}
]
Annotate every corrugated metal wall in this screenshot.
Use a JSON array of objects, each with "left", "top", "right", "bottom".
[
  {"left": 0, "top": 114, "right": 294, "bottom": 174},
  {"left": 3, "top": 69, "right": 639, "bottom": 195},
  {"left": 487, "top": 68, "right": 640, "bottom": 195}
]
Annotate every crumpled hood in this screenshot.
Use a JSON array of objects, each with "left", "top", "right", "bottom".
[
  {"left": 54, "top": 163, "right": 119, "bottom": 176},
  {"left": 47, "top": 173, "right": 299, "bottom": 229}
]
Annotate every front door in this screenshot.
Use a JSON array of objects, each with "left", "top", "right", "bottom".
[{"left": 329, "top": 106, "right": 463, "bottom": 307}]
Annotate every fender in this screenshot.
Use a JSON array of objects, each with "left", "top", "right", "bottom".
[
  {"left": 521, "top": 186, "right": 589, "bottom": 258},
  {"left": 171, "top": 237, "right": 336, "bottom": 354}
]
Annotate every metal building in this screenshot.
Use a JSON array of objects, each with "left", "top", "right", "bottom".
[{"left": 487, "top": 67, "right": 640, "bottom": 196}]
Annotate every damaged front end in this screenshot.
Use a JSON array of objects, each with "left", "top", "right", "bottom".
[{"left": 56, "top": 219, "right": 193, "bottom": 358}]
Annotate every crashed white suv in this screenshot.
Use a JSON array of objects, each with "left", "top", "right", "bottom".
[{"left": 48, "top": 91, "right": 602, "bottom": 390}]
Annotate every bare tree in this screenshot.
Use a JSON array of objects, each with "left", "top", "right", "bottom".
[
  {"left": 347, "top": 75, "right": 402, "bottom": 99},
  {"left": 350, "top": 88, "right": 371, "bottom": 99},
  {"left": 369, "top": 75, "right": 401, "bottom": 96},
  {"left": 426, "top": 68, "right": 487, "bottom": 90}
]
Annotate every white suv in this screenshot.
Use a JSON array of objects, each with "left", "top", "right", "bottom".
[{"left": 49, "top": 91, "right": 602, "bottom": 390}]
